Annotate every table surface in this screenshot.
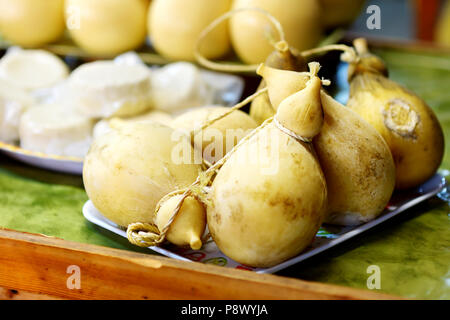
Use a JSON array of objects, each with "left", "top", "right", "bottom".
[{"left": 0, "top": 47, "right": 448, "bottom": 300}]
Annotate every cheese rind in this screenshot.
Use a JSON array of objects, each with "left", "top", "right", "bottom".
[
  {"left": 93, "top": 111, "right": 173, "bottom": 139},
  {"left": 69, "top": 61, "right": 153, "bottom": 118},
  {"left": 0, "top": 49, "right": 69, "bottom": 90},
  {"left": 19, "top": 104, "right": 93, "bottom": 158}
]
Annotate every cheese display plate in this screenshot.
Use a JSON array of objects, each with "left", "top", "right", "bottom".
[
  {"left": 0, "top": 141, "right": 84, "bottom": 175},
  {"left": 83, "top": 173, "right": 447, "bottom": 274}
]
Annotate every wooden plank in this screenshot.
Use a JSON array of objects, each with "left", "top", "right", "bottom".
[
  {"left": 0, "top": 287, "right": 62, "bottom": 300},
  {"left": 0, "top": 229, "right": 401, "bottom": 300}
]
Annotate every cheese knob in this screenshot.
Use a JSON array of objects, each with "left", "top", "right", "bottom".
[{"left": 155, "top": 195, "right": 206, "bottom": 250}]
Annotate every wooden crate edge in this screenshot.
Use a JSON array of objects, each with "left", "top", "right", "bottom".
[{"left": 0, "top": 228, "right": 402, "bottom": 300}]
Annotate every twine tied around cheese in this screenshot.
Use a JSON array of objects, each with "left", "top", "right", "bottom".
[
  {"left": 126, "top": 88, "right": 321, "bottom": 248},
  {"left": 194, "top": 7, "right": 286, "bottom": 73},
  {"left": 126, "top": 97, "right": 273, "bottom": 248},
  {"left": 126, "top": 65, "right": 332, "bottom": 249},
  {"left": 127, "top": 189, "right": 190, "bottom": 247},
  {"left": 273, "top": 61, "right": 331, "bottom": 143}
]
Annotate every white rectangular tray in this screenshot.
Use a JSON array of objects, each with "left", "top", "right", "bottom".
[{"left": 83, "top": 173, "right": 446, "bottom": 274}]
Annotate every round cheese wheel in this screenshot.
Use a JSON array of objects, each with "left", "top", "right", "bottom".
[
  {"left": 19, "top": 104, "right": 93, "bottom": 158},
  {"left": 68, "top": 61, "right": 152, "bottom": 118},
  {"left": 0, "top": 49, "right": 69, "bottom": 90}
]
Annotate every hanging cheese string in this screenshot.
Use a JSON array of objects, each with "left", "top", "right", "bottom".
[
  {"left": 188, "top": 86, "right": 268, "bottom": 145},
  {"left": 194, "top": 7, "right": 286, "bottom": 73},
  {"left": 190, "top": 8, "right": 357, "bottom": 144},
  {"left": 194, "top": 8, "right": 359, "bottom": 74},
  {"left": 300, "top": 44, "right": 359, "bottom": 64}
]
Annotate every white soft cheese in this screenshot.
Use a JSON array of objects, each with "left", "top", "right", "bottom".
[
  {"left": 19, "top": 104, "right": 93, "bottom": 158},
  {"left": 151, "top": 62, "right": 214, "bottom": 112},
  {"left": 68, "top": 60, "right": 152, "bottom": 118},
  {"left": 0, "top": 49, "right": 69, "bottom": 90},
  {"left": 0, "top": 79, "right": 34, "bottom": 143}
]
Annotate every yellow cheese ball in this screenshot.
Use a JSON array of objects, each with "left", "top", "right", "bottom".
[
  {"left": 83, "top": 122, "right": 202, "bottom": 227},
  {"left": 65, "top": 0, "right": 149, "bottom": 56},
  {"left": 230, "top": 0, "right": 322, "bottom": 64},
  {"left": 149, "top": 0, "right": 232, "bottom": 61},
  {"left": 0, "top": 0, "right": 65, "bottom": 47}
]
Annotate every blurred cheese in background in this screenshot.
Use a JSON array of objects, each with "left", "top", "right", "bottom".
[
  {"left": 149, "top": 0, "right": 232, "bottom": 61},
  {"left": 321, "top": 0, "right": 366, "bottom": 29},
  {"left": 172, "top": 106, "right": 258, "bottom": 164},
  {"left": 65, "top": 0, "right": 150, "bottom": 56},
  {"left": 68, "top": 60, "right": 152, "bottom": 118},
  {"left": 230, "top": 0, "right": 323, "bottom": 64},
  {"left": 0, "top": 49, "right": 69, "bottom": 90},
  {"left": 19, "top": 103, "right": 93, "bottom": 158},
  {"left": 93, "top": 110, "right": 173, "bottom": 139},
  {"left": 151, "top": 62, "right": 214, "bottom": 113},
  {"left": 0, "top": 79, "right": 33, "bottom": 143},
  {"left": 435, "top": 0, "right": 450, "bottom": 47},
  {"left": 0, "top": 0, "right": 65, "bottom": 47}
]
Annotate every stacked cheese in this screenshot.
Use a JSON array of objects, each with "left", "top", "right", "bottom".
[
  {"left": 0, "top": 49, "right": 222, "bottom": 158},
  {"left": 0, "top": 79, "right": 33, "bottom": 143},
  {"left": 0, "top": 49, "right": 69, "bottom": 145}
]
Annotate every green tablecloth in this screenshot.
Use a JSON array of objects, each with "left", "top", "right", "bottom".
[{"left": 0, "top": 48, "right": 448, "bottom": 299}]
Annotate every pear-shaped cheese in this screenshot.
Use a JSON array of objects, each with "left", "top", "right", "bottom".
[
  {"left": 155, "top": 195, "right": 206, "bottom": 250},
  {"left": 208, "top": 123, "right": 327, "bottom": 267}
]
